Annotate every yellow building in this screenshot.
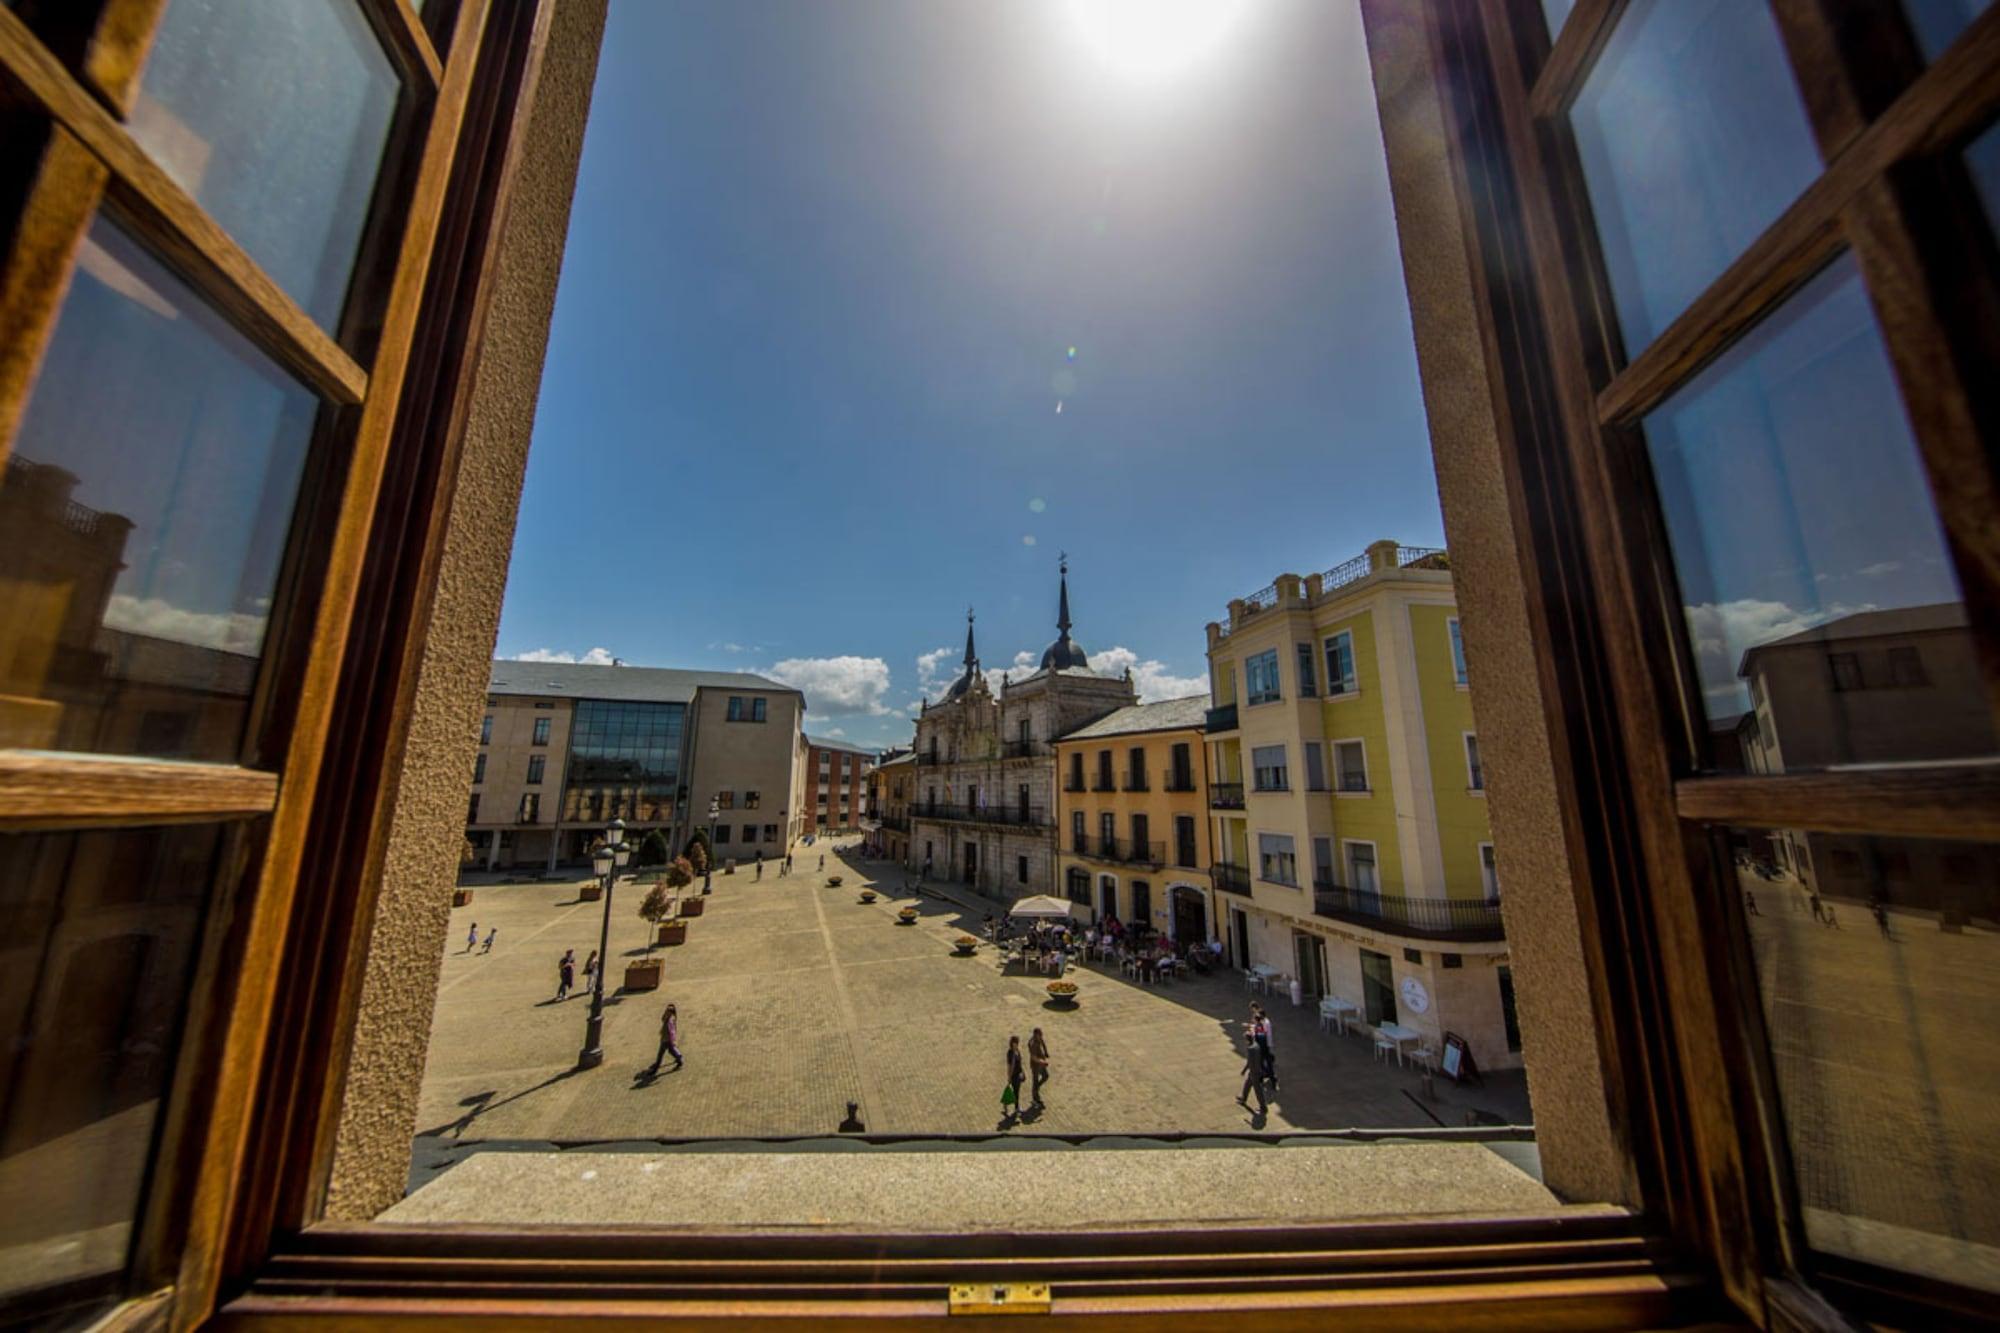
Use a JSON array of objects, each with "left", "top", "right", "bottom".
[
  {"left": 865, "top": 749, "right": 916, "bottom": 863},
  {"left": 1053, "top": 696, "right": 1214, "bottom": 945},
  {"left": 1204, "top": 540, "right": 1515, "bottom": 1071}
]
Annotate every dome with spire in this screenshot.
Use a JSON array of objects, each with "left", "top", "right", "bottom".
[
  {"left": 1038, "top": 558, "right": 1090, "bottom": 672},
  {"left": 945, "top": 607, "right": 980, "bottom": 700}
]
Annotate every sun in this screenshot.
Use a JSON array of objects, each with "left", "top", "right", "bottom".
[{"left": 1065, "top": 0, "right": 1244, "bottom": 79}]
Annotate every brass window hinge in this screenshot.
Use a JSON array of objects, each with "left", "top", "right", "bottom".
[{"left": 948, "top": 1282, "right": 1052, "bottom": 1316}]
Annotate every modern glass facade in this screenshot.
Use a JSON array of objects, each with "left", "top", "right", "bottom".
[{"left": 560, "top": 699, "right": 686, "bottom": 824}]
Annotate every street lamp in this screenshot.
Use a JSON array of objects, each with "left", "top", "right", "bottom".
[
  {"left": 576, "top": 818, "right": 630, "bottom": 1070},
  {"left": 703, "top": 797, "right": 719, "bottom": 893}
]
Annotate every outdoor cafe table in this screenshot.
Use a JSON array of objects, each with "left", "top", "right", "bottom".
[
  {"left": 1249, "top": 963, "right": 1280, "bottom": 993},
  {"left": 1375, "top": 1021, "right": 1421, "bottom": 1066},
  {"left": 1319, "top": 996, "right": 1359, "bottom": 1033}
]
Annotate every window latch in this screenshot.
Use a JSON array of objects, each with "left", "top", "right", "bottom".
[{"left": 948, "top": 1282, "right": 1051, "bottom": 1316}]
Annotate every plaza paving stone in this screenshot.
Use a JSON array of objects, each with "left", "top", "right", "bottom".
[{"left": 414, "top": 840, "right": 1531, "bottom": 1151}]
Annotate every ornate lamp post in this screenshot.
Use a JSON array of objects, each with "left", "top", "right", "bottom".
[
  {"left": 575, "top": 817, "right": 629, "bottom": 1070},
  {"left": 703, "top": 796, "right": 719, "bottom": 893}
]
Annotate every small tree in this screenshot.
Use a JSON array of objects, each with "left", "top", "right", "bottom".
[
  {"left": 638, "top": 856, "right": 696, "bottom": 953},
  {"left": 637, "top": 829, "right": 670, "bottom": 867},
  {"left": 683, "top": 831, "right": 711, "bottom": 875}
]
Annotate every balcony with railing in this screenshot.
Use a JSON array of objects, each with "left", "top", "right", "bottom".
[
  {"left": 1062, "top": 776, "right": 1086, "bottom": 792},
  {"left": 1163, "top": 772, "right": 1197, "bottom": 793},
  {"left": 1209, "top": 781, "right": 1245, "bottom": 810},
  {"left": 917, "top": 752, "right": 945, "bottom": 767},
  {"left": 1121, "top": 772, "right": 1148, "bottom": 792},
  {"left": 1204, "top": 702, "right": 1238, "bottom": 733},
  {"left": 1072, "top": 836, "right": 1165, "bottom": 867},
  {"left": 913, "top": 802, "right": 1049, "bottom": 829},
  {"left": 1210, "top": 861, "right": 1251, "bottom": 896},
  {"left": 1002, "top": 739, "right": 1049, "bottom": 759},
  {"left": 1312, "top": 882, "right": 1503, "bottom": 942},
  {"left": 1091, "top": 774, "right": 1117, "bottom": 792}
]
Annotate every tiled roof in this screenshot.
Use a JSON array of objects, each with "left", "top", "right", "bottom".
[
  {"left": 806, "top": 734, "right": 875, "bottom": 757},
  {"left": 488, "top": 660, "right": 798, "bottom": 703},
  {"left": 1056, "top": 694, "right": 1210, "bottom": 741}
]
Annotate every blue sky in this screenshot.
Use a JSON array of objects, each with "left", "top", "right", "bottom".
[{"left": 495, "top": 0, "right": 1443, "bottom": 750}]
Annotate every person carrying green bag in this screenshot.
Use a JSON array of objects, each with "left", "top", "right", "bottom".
[{"left": 1003, "top": 1035, "right": 1024, "bottom": 1117}]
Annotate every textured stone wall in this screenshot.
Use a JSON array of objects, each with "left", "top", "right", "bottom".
[
  {"left": 1357, "top": 0, "right": 1633, "bottom": 1205},
  {"left": 323, "top": 0, "right": 611, "bottom": 1221}
]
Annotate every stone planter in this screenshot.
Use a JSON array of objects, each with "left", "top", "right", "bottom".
[
  {"left": 952, "top": 936, "right": 979, "bottom": 956},
  {"left": 1046, "top": 981, "right": 1079, "bottom": 1006},
  {"left": 624, "top": 959, "right": 663, "bottom": 991},
  {"left": 452, "top": 888, "right": 473, "bottom": 907},
  {"left": 679, "top": 897, "right": 705, "bottom": 917},
  {"left": 657, "top": 920, "right": 687, "bottom": 946},
  {"left": 858, "top": 890, "right": 877, "bottom": 903},
  {"left": 580, "top": 883, "right": 602, "bottom": 902},
  {"left": 896, "top": 907, "right": 919, "bottom": 925}
]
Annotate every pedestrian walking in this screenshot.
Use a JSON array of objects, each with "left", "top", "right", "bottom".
[
  {"left": 1028, "top": 1028, "right": 1050, "bottom": 1107},
  {"left": 922, "top": 854, "right": 932, "bottom": 881},
  {"left": 819, "top": 853, "right": 826, "bottom": 871},
  {"left": 1809, "top": 892, "right": 1827, "bottom": 924},
  {"left": 650, "top": 1002, "right": 682, "bottom": 1072},
  {"left": 481, "top": 926, "right": 497, "bottom": 953},
  {"left": 785, "top": 851, "right": 794, "bottom": 874},
  {"left": 1237, "top": 1032, "right": 1269, "bottom": 1110},
  {"left": 1872, "top": 900, "right": 1892, "bottom": 939},
  {"left": 583, "top": 949, "right": 599, "bottom": 994},
  {"left": 556, "top": 949, "right": 575, "bottom": 1001},
  {"left": 465, "top": 922, "right": 478, "bottom": 953},
  {"left": 755, "top": 851, "right": 764, "bottom": 880},
  {"left": 1249, "top": 1004, "right": 1277, "bottom": 1090},
  {"left": 1745, "top": 890, "right": 1760, "bottom": 917},
  {"left": 1003, "top": 1035, "right": 1025, "bottom": 1117}
]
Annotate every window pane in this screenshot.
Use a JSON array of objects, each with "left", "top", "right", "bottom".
[
  {"left": 1967, "top": 120, "right": 2000, "bottom": 238},
  {"left": 1904, "top": 0, "right": 1994, "bottom": 62},
  {"left": 129, "top": 0, "right": 401, "bottom": 332},
  {"left": 1643, "top": 253, "right": 1990, "bottom": 771},
  {"left": 1725, "top": 827, "right": 2000, "bottom": 1291},
  {"left": 0, "top": 220, "right": 319, "bottom": 760},
  {"left": 1541, "top": 0, "right": 1576, "bottom": 39},
  {"left": 1569, "top": 0, "right": 1821, "bottom": 353},
  {"left": 0, "top": 824, "right": 226, "bottom": 1306}
]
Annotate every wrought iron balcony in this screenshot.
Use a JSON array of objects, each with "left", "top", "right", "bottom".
[
  {"left": 1072, "top": 836, "right": 1164, "bottom": 867},
  {"left": 1091, "top": 775, "right": 1116, "bottom": 792},
  {"left": 1205, "top": 702, "right": 1238, "bottom": 733},
  {"left": 1122, "top": 773, "right": 1149, "bottom": 792},
  {"left": 1210, "top": 861, "right": 1251, "bottom": 895},
  {"left": 917, "top": 752, "right": 945, "bottom": 766},
  {"left": 1209, "top": 781, "right": 1245, "bottom": 809},
  {"left": 1062, "top": 777, "right": 1086, "bottom": 792},
  {"left": 1312, "top": 883, "right": 1504, "bottom": 943},
  {"left": 1163, "top": 774, "right": 1197, "bottom": 792},
  {"left": 1002, "top": 739, "right": 1049, "bottom": 759},
  {"left": 913, "top": 802, "right": 1049, "bottom": 829}
]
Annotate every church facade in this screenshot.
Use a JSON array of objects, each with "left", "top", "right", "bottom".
[{"left": 908, "top": 564, "right": 1135, "bottom": 901}]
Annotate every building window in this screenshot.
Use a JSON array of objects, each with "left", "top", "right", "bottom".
[
  {"left": 520, "top": 793, "right": 539, "bottom": 823},
  {"left": 727, "top": 696, "right": 744, "bottom": 720},
  {"left": 746, "top": 790, "right": 761, "bottom": 809},
  {"left": 480, "top": 714, "right": 492, "bottom": 745},
  {"left": 1245, "top": 648, "right": 1281, "bottom": 704},
  {"left": 525, "top": 755, "right": 545, "bottom": 785},
  {"left": 1313, "top": 836, "right": 1334, "bottom": 888},
  {"left": 1323, "top": 630, "right": 1357, "bottom": 695},
  {"left": 1465, "top": 734, "right": 1484, "bottom": 791},
  {"left": 1068, "top": 752, "right": 1084, "bottom": 790},
  {"left": 1169, "top": 742, "right": 1193, "bottom": 789},
  {"left": 467, "top": 793, "right": 480, "bottom": 824},
  {"left": 1130, "top": 813, "right": 1150, "bottom": 860},
  {"left": 1174, "top": 815, "right": 1197, "bottom": 868},
  {"left": 1096, "top": 749, "right": 1114, "bottom": 790},
  {"left": 764, "top": 824, "right": 778, "bottom": 843},
  {"left": 1017, "top": 784, "right": 1029, "bottom": 820},
  {"left": 1257, "top": 832, "right": 1297, "bottom": 886},
  {"left": 1017, "top": 855, "right": 1028, "bottom": 885},
  {"left": 1065, "top": 867, "right": 1089, "bottom": 904},
  {"left": 1126, "top": 746, "right": 1147, "bottom": 790},
  {"left": 1303, "top": 741, "right": 1327, "bottom": 792},
  {"left": 742, "top": 824, "right": 758, "bottom": 843},
  {"left": 1334, "top": 740, "right": 1368, "bottom": 793},
  {"left": 1251, "top": 744, "right": 1288, "bottom": 791},
  {"left": 1828, "top": 651, "right": 1864, "bottom": 691},
  {"left": 472, "top": 753, "right": 486, "bottom": 784},
  {"left": 1499, "top": 966, "right": 1521, "bottom": 1053},
  {"left": 1072, "top": 810, "right": 1085, "bottom": 851},
  {"left": 1100, "top": 811, "right": 1116, "bottom": 849},
  {"left": 532, "top": 716, "right": 551, "bottom": 746},
  {"left": 717, "top": 790, "right": 735, "bottom": 810},
  {"left": 752, "top": 697, "right": 767, "bottom": 722},
  {"left": 1448, "top": 617, "right": 1468, "bottom": 685},
  {"left": 1480, "top": 843, "right": 1500, "bottom": 903},
  {"left": 1345, "top": 841, "right": 1378, "bottom": 894},
  {"left": 1887, "top": 644, "right": 1928, "bottom": 686},
  {"left": 715, "top": 825, "right": 731, "bottom": 844}
]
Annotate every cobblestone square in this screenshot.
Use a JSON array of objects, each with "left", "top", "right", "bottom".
[{"left": 414, "top": 841, "right": 1530, "bottom": 1148}]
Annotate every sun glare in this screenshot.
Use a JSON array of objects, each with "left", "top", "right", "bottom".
[{"left": 1066, "top": 0, "right": 1243, "bottom": 79}]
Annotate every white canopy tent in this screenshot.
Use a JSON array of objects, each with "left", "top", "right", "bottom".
[{"left": 1007, "top": 895, "right": 1073, "bottom": 919}]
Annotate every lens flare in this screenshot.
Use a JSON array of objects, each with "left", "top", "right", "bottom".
[{"left": 1067, "top": 0, "right": 1243, "bottom": 79}]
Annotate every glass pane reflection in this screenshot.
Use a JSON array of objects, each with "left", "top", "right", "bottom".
[
  {"left": 0, "top": 824, "right": 224, "bottom": 1306},
  {"left": 1643, "top": 253, "right": 1992, "bottom": 772},
  {"left": 0, "top": 219, "right": 319, "bottom": 761},
  {"left": 1967, "top": 120, "right": 2000, "bottom": 236},
  {"left": 1569, "top": 0, "right": 1822, "bottom": 354},
  {"left": 1726, "top": 827, "right": 2000, "bottom": 1292},
  {"left": 129, "top": 0, "right": 400, "bottom": 332},
  {"left": 1540, "top": 0, "right": 1576, "bottom": 40},
  {"left": 1904, "top": 0, "right": 1994, "bottom": 63}
]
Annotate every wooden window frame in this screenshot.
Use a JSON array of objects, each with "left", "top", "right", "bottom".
[{"left": 8, "top": 0, "right": 1988, "bottom": 1326}]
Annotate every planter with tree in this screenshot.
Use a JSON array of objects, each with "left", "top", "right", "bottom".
[{"left": 636, "top": 829, "right": 670, "bottom": 869}]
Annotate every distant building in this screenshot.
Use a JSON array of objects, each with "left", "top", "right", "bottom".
[
  {"left": 1053, "top": 695, "right": 1213, "bottom": 944},
  {"left": 1204, "top": 540, "right": 1515, "bottom": 1071},
  {"left": 909, "top": 562, "right": 1135, "bottom": 899},
  {"left": 467, "top": 661, "right": 805, "bottom": 871},
  {"left": 865, "top": 749, "right": 915, "bottom": 862},
  {"left": 804, "top": 735, "right": 874, "bottom": 836}
]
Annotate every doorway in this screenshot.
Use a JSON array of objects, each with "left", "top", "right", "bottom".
[
  {"left": 1360, "top": 948, "right": 1397, "bottom": 1025},
  {"left": 1098, "top": 875, "right": 1117, "bottom": 921},
  {"left": 1171, "top": 886, "right": 1206, "bottom": 946},
  {"left": 1130, "top": 880, "right": 1152, "bottom": 932},
  {"left": 963, "top": 841, "right": 978, "bottom": 885},
  {"left": 1230, "top": 906, "right": 1250, "bottom": 970},
  {"left": 1293, "top": 932, "right": 1327, "bottom": 999}
]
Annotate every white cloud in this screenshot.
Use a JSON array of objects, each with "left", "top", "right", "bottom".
[
  {"left": 103, "top": 594, "right": 266, "bottom": 654},
  {"left": 1684, "top": 598, "right": 1874, "bottom": 706},
  {"left": 825, "top": 726, "right": 846, "bottom": 737},
  {"left": 767, "top": 655, "right": 893, "bottom": 716},
  {"left": 511, "top": 646, "right": 617, "bottom": 665},
  {"left": 1093, "top": 645, "right": 1208, "bottom": 703},
  {"left": 707, "top": 641, "right": 761, "bottom": 654}
]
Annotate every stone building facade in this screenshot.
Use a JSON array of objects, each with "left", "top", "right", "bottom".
[{"left": 908, "top": 566, "right": 1134, "bottom": 900}]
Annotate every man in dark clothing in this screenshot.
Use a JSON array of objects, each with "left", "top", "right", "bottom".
[
  {"left": 1237, "top": 1033, "right": 1269, "bottom": 1111},
  {"left": 650, "top": 1002, "right": 682, "bottom": 1072},
  {"left": 1028, "top": 1028, "right": 1050, "bottom": 1107}
]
